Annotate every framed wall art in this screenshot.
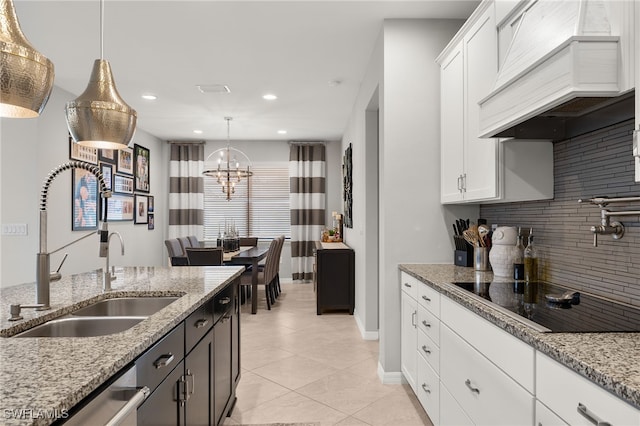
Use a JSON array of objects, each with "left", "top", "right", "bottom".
[
  {"left": 113, "top": 174, "right": 134, "bottom": 194},
  {"left": 147, "top": 195, "right": 154, "bottom": 213},
  {"left": 98, "top": 148, "right": 117, "bottom": 164},
  {"left": 117, "top": 147, "right": 134, "bottom": 175},
  {"left": 72, "top": 168, "right": 99, "bottom": 231},
  {"left": 134, "top": 194, "right": 148, "bottom": 224},
  {"left": 147, "top": 213, "right": 155, "bottom": 230},
  {"left": 100, "top": 163, "right": 113, "bottom": 191},
  {"left": 104, "top": 194, "right": 134, "bottom": 221},
  {"left": 69, "top": 133, "right": 98, "bottom": 164},
  {"left": 343, "top": 143, "right": 353, "bottom": 228},
  {"left": 134, "top": 144, "right": 150, "bottom": 193}
]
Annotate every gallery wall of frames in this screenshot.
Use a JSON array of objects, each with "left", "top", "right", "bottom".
[{"left": 69, "top": 135, "right": 155, "bottom": 231}]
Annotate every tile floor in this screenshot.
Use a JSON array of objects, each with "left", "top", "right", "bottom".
[{"left": 224, "top": 281, "right": 433, "bottom": 426}]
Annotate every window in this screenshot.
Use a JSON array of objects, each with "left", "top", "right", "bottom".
[{"left": 204, "top": 163, "right": 290, "bottom": 240}]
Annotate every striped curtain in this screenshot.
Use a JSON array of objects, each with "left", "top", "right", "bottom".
[
  {"left": 168, "top": 143, "right": 204, "bottom": 239},
  {"left": 289, "top": 143, "right": 325, "bottom": 281}
]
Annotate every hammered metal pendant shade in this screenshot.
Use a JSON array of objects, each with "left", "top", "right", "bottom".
[
  {"left": 65, "top": 59, "right": 137, "bottom": 149},
  {"left": 0, "top": 0, "right": 54, "bottom": 118}
]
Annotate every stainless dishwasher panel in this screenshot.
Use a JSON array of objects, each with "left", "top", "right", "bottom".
[{"left": 65, "top": 365, "right": 149, "bottom": 426}]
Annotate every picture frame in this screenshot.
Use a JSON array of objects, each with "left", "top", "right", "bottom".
[
  {"left": 134, "top": 144, "right": 150, "bottom": 193},
  {"left": 72, "top": 168, "right": 99, "bottom": 231},
  {"left": 343, "top": 143, "right": 353, "bottom": 228},
  {"left": 98, "top": 149, "right": 117, "bottom": 164},
  {"left": 147, "top": 195, "right": 154, "bottom": 213},
  {"left": 104, "top": 194, "right": 134, "bottom": 221},
  {"left": 69, "top": 133, "right": 98, "bottom": 164},
  {"left": 134, "top": 194, "right": 149, "bottom": 224},
  {"left": 113, "top": 174, "right": 134, "bottom": 194},
  {"left": 117, "top": 147, "right": 134, "bottom": 175},
  {"left": 100, "top": 163, "right": 113, "bottom": 191},
  {"left": 147, "top": 213, "right": 155, "bottom": 230}
]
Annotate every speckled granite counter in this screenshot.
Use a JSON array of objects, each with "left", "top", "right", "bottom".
[
  {"left": 399, "top": 264, "right": 640, "bottom": 410},
  {"left": 0, "top": 266, "right": 244, "bottom": 426}
]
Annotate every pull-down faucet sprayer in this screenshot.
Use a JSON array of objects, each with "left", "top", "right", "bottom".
[
  {"left": 103, "top": 232, "right": 125, "bottom": 292},
  {"left": 36, "top": 161, "right": 112, "bottom": 309}
]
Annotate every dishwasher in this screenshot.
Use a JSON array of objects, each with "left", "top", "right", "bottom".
[{"left": 62, "top": 364, "right": 150, "bottom": 426}]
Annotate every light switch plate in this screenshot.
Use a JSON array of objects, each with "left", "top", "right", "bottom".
[{"left": 1, "top": 223, "right": 28, "bottom": 236}]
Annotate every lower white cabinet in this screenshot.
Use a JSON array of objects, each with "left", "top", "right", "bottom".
[
  {"left": 417, "top": 355, "right": 439, "bottom": 421},
  {"left": 536, "top": 352, "right": 640, "bottom": 425},
  {"left": 439, "top": 383, "right": 473, "bottom": 426},
  {"left": 440, "top": 324, "right": 534, "bottom": 425},
  {"left": 401, "top": 289, "right": 418, "bottom": 392},
  {"left": 536, "top": 400, "right": 568, "bottom": 426}
]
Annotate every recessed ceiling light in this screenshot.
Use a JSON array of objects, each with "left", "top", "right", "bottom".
[
  {"left": 141, "top": 94, "right": 157, "bottom": 100},
  {"left": 263, "top": 94, "right": 278, "bottom": 100},
  {"left": 277, "top": 130, "right": 287, "bottom": 134},
  {"left": 193, "top": 130, "right": 203, "bottom": 134}
]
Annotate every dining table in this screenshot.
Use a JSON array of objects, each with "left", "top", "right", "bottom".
[{"left": 224, "top": 245, "right": 270, "bottom": 314}]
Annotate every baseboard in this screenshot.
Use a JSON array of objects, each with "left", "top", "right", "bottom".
[
  {"left": 377, "top": 361, "right": 406, "bottom": 384},
  {"left": 354, "top": 309, "right": 379, "bottom": 341}
]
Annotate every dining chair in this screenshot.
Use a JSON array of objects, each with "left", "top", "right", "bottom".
[
  {"left": 177, "top": 237, "right": 192, "bottom": 255},
  {"left": 185, "top": 247, "right": 223, "bottom": 266},
  {"left": 239, "top": 237, "right": 258, "bottom": 247},
  {"left": 187, "top": 235, "right": 200, "bottom": 248},
  {"left": 257, "top": 235, "right": 285, "bottom": 299},
  {"left": 240, "top": 238, "right": 280, "bottom": 310},
  {"left": 164, "top": 239, "right": 188, "bottom": 266}
]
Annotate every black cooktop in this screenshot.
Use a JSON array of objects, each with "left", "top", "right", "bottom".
[{"left": 451, "top": 280, "right": 640, "bottom": 333}]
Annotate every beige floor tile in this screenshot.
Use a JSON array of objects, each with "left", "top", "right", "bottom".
[
  {"left": 232, "top": 391, "right": 348, "bottom": 425},
  {"left": 342, "top": 355, "right": 381, "bottom": 381},
  {"left": 352, "top": 385, "right": 431, "bottom": 426},
  {"left": 251, "top": 354, "right": 340, "bottom": 390},
  {"left": 231, "top": 371, "right": 292, "bottom": 413},
  {"left": 241, "top": 345, "right": 296, "bottom": 371},
  {"left": 297, "top": 370, "right": 394, "bottom": 415},
  {"left": 333, "top": 416, "right": 372, "bottom": 426}
]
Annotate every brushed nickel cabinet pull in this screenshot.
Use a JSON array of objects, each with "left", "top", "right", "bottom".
[
  {"left": 153, "top": 353, "right": 174, "bottom": 369},
  {"left": 465, "top": 379, "right": 480, "bottom": 394}
]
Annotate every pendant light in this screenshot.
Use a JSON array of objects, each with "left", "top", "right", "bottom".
[
  {"left": 203, "top": 117, "right": 253, "bottom": 201},
  {"left": 65, "top": 0, "right": 136, "bottom": 150},
  {"left": 0, "top": 0, "right": 54, "bottom": 118}
]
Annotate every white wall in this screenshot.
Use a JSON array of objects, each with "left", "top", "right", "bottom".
[
  {"left": 342, "top": 19, "right": 480, "bottom": 382},
  {"left": 0, "top": 86, "right": 168, "bottom": 288}
]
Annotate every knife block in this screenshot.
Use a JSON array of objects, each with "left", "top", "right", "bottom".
[{"left": 454, "top": 239, "right": 474, "bottom": 267}]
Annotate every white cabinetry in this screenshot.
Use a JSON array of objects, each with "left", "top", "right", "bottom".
[
  {"left": 438, "top": 0, "right": 554, "bottom": 204},
  {"left": 536, "top": 352, "right": 640, "bottom": 425},
  {"left": 400, "top": 289, "right": 417, "bottom": 391}
]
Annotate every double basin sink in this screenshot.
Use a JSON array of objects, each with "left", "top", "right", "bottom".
[{"left": 14, "top": 296, "right": 180, "bottom": 338}]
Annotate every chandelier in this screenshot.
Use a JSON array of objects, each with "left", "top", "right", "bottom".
[{"left": 203, "top": 117, "right": 252, "bottom": 201}]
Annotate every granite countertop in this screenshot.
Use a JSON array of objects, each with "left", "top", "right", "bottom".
[
  {"left": 399, "top": 264, "right": 640, "bottom": 410},
  {"left": 0, "top": 265, "right": 244, "bottom": 426}
]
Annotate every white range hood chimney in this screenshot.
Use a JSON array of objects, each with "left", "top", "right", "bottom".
[{"left": 478, "top": 0, "right": 631, "bottom": 140}]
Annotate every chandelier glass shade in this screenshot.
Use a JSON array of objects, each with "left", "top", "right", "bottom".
[
  {"left": 0, "top": 0, "right": 55, "bottom": 118},
  {"left": 65, "top": 0, "right": 136, "bottom": 150},
  {"left": 202, "top": 117, "right": 253, "bottom": 201}
]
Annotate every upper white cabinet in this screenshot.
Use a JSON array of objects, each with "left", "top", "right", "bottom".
[{"left": 438, "top": 0, "right": 554, "bottom": 204}]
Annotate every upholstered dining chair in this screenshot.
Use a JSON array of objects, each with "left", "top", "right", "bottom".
[
  {"left": 185, "top": 247, "right": 223, "bottom": 266},
  {"left": 164, "top": 239, "right": 188, "bottom": 266},
  {"left": 240, "top": 238, "right": 280, "bottom": 310},
  {"left": 187, "top": 235, "right": 200, "bottom": 248},
  {"left": 257, "top": 235, "right": 285, "bottom": 299},
  {"left": 177, "top": 237, "right": 192, "bottom": 255}
]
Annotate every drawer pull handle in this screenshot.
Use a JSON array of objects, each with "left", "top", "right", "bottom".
[
  {"left": 421, "top": 383, "right": 431, "bottom": 394},
  {"left": 153, "top": 353, "right": 174, "bottom": 369},
  {"left": 411, "top": 312, "right": 417, "bottom": 328},
  {"left": 404, "top": 283, "right": 412, "bottom": 288},
  {"left": 577, "top": 403, "right": 611, "bottom": 426},
  {"left": 422, "top": 320, "right": 431, "bottom": 328},
  {"left": 421, "top": 295, "right": 431, "bottom": 302},
  {"left": 218, "top": 297, "right": 231, "bottom": 305},
  {"left": 465, "top": 379, "right": 480, "bottom": 394},
  {"left": 195, "top": 318, "right": 209, "bottom": 328},
  {"left": 421, "top": 345, "right": 431, "bottom": 354}
]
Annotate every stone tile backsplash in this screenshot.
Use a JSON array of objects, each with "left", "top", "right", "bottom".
[{"left": 480, "top": 119, "right": 640, "bottom": 307}]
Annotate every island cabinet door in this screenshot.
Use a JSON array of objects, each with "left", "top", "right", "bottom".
[
  {"left": 185, "top": 327, "right": 214, "bottom": 426},
  {"left": 138, "top": 359, "right": 185, "bottom": 426}
]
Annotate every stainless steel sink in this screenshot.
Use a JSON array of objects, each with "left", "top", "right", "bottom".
[
  {"left": 14, "top": 316, "right": 145, "bottom": 338},
  {"left": 71, "top": 296, "right": 180, "bottom": 317}
]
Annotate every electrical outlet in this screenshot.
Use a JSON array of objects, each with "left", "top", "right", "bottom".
[{"left": 1, "top": 223, "right": 28, "bottom": 236}]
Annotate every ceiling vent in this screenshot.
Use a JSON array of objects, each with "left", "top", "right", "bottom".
[{"left": 196, "top": 84, "right": 231, "bottom": 94}]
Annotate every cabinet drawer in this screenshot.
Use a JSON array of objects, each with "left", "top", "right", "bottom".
[
  {"left": 536, "top": 352, "right": 640, "bottom": 425},
  {"left": 417, "top": 305, "right": 439, "bottom": 346},
  {"left": 418, "top": 282, "right": 440, "bottom": 317},
  {"left": 417, "top": 328, "right": 439, "bottom": 373},
  {"left": 441, "top": 296, "right": 534, "bottom": 392},
  {"left": 137, "top": 323, "right": 185, "bottom": 394},
  {"left": 213, "top": 282, "right": 235, "bottom": 323},
  {"left": 536, "top": 400, "right": 568, "bottom": 426},
  {"left": 417, "top": 355, "right": 439, "bottom": 424},
  {"left": 185, "top": 300, "right": 213, "bottom": 353},
  {"left": 440, "top": 324, "right": 533, "bottom": 426},
  {"left": 440, "top": 382, "right": 473, "bottom": 426},
  {"left": 400, "top": 272, "right": 419, "bottom": 300}
]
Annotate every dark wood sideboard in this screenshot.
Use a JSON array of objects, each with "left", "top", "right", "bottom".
[{"left": 314, "top": 241, "right": 355, "bottom": 315}]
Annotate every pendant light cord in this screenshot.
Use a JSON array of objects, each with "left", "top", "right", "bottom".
[{"left": 100, "top": 0, "right": 104, "bottom": 59}]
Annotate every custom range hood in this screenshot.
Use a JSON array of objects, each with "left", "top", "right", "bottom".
[{"left": 479, "top": 0, "right": 633, "bottom": 141}]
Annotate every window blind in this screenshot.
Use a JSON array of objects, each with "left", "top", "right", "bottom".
[{"left": 203, "top": 163, "right": 290, "bottom": 240}]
